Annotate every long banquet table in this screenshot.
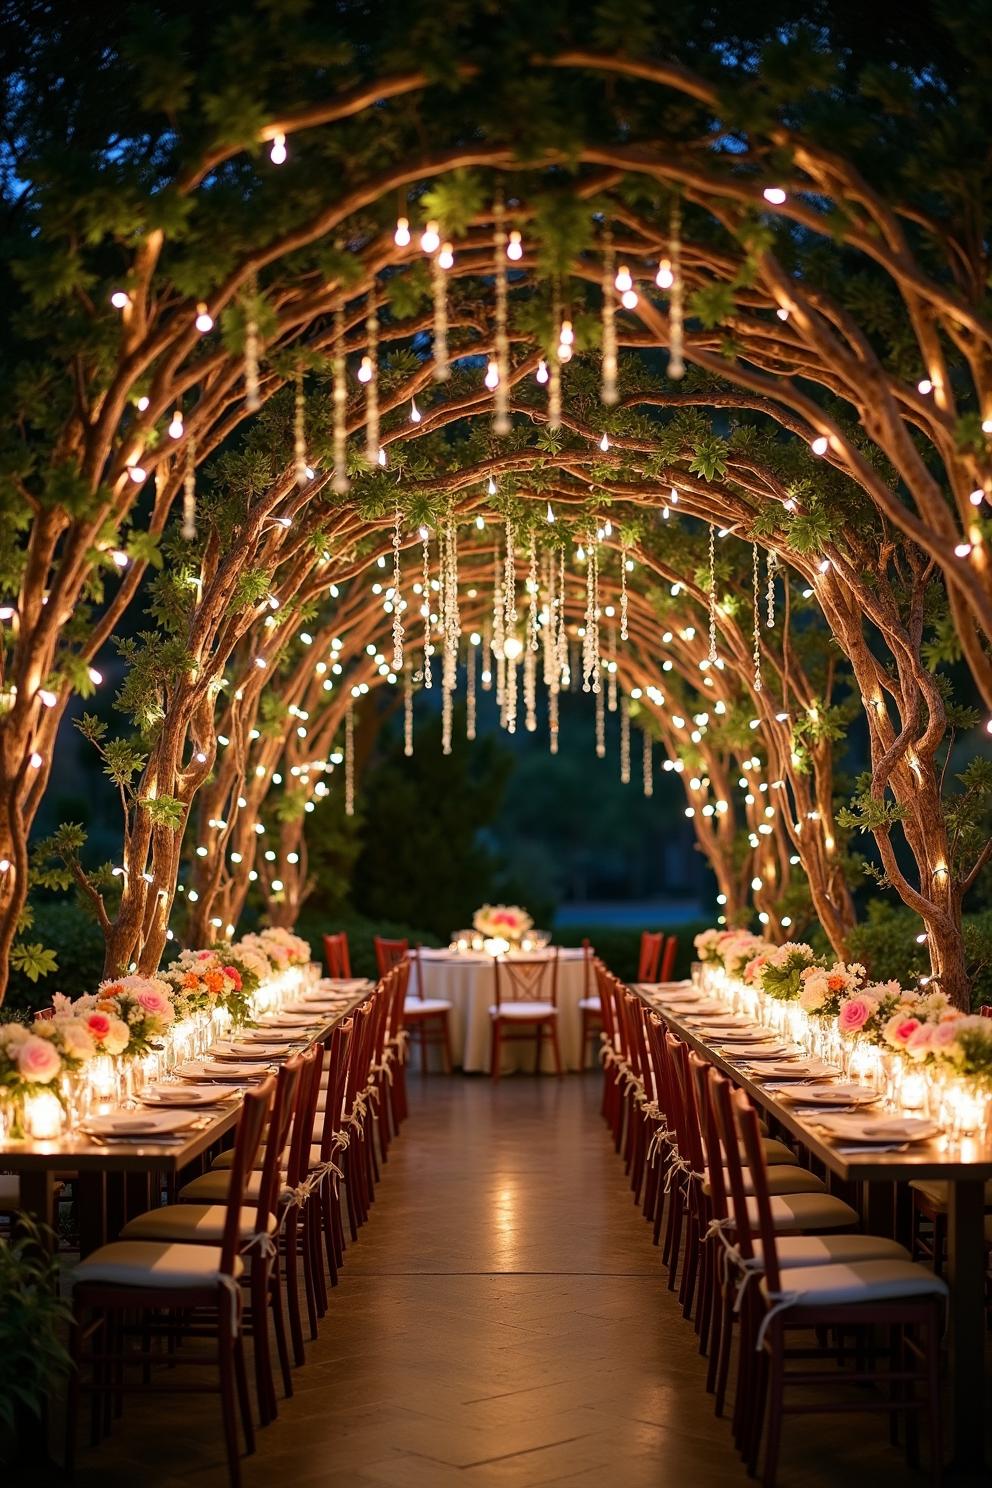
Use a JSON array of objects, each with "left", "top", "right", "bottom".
[
  {"left": 633, "top": 980, "right": 992, "bottom": 1471},
  {"left": 413, "top": 945, "right": 589, "bottom": 1072},
  {"left": 0, "top": 982, "right": 370, "bottom": 1256}
]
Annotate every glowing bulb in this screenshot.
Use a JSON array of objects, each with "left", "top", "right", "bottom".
[
  {"left": 37, "top": 689, "right": 56, "bottom": 708},
  {"left": 811, "top": 435, "right": 829, "bottom": 456},
  {"left": 484, "top": 359, "right": 499, "bottom": 390},
  {"left": 655, "top": 259, "right": 673, "bottom": 289},
  {"left": 546, "top": 503, "right": 555, "bottom": 523},
  {"left": 377, "top": 447, "right": 386, "bottom": 467},
  {"left": 621, "top": 289, "right": 638, "bottom": 309},
  {"left": 503, "top": 637, "right": 524, "bottom": 660},
  {"left": 420, "top": 221, "right": 440, "bottom": 254},
  {"left": 357, "top": 356, "right": 373, "bottom": 384},
  {"left": 506, "top": 230, "right": 523, "bottom": 261},
  {"left": 536, "top": 359, "right": 549, "bottom": 384},
  {"left": 487, "top": 477, "right": 497, "bottom": 496},
  {"left": 269, "top": 132, "right": 287, "bottom": 165},
  {"left": 168, "top": 410, "right": 183, "bottom": 439},
  {"left": 29, "top": 752, "right": 42, "bottom": 769},
  {"left": 394, "top": 216, "right": 411, "bottom": 247},
  {"left": 438, "top": 241, "right": 454, "bottom": 270},
  {"left": 136, "top": 396, "right": 149, "bottom": 411},
  {"left": 127, "top": 464, "right": 146, "bottom": 484},
  {"left": 614, "top": 265, "right": 633, "bottom": 293},
  {"left": 954, "top": 542, "right": 973, "bottom": 558},
  {"left": 110, "top": 290, "right": 130, "bottom": 309},
  {"left": 87, "top": 667, "right": 102, "bottom": 685},
  {"left": 918, "top": 378, "right": 933, "bottom": 395},
  {"left": 195, "top": 302, "right": 213, "bottom": 333},
  {"left": 409, "top": 399, "right": 422, "bottom": 424},
  {"left": 475, "top": 514, "right": 485, "bottom": 529},
  {"left": 970, "top": 488, "right": 985, "bottom": 506},
  {"left": 763, "top": 187, "right": 787, "bottom": 204}
]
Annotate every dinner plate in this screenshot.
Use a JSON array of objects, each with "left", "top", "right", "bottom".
[
  {"left": 749, "top": 1059, "right": 836, "bottom": 1080},
  {"left": 814, "top": 1114, "right": 939, "bottom": 1144},
  {"left": 178, "top": 1060, "right": 272, "bottom": 1081},
  {"left": 238, "top": 1027, "right": 304, "bottom": 1044},
  {"left": 718, "top": 1041, "right": 793, "bottom": 1056},
  {"left": 210, "top": 1043, "right": 291, "bottom": 1060},
  {"left": 775, "top": 1082, "right": 879, "bottom": 1107},
  {"left": 257, "top": 1012, "right": 320, "bottom": 1026},
  {"left": 140, "top": 1084, "right": 232, "bottom": 1107},
  {"left": 83, "top": 1109, "right": 197, "bottom": 1137}
]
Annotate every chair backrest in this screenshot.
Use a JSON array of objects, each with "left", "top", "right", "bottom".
[
  {"left": 637, "top": 931, "right": 664, "bottom": 982},
  {"left": 711, "top": 1073, "right": 759, "bottom": 1266},
  {"left": 594, "top": 960, "right": 617, "bottom": 1045},
  {"left": 690, "top": 1053, "right": 729, "bottom": 1223},
  {"left": 385, "top": 959, "right": 410, "bottom": 1040},
  {"left": 343, "top": 999, "right": 376, "bottom": 1116},
  {"left": 374, "top": 935, "right": 408, "bottom": 977},
  {"left": 581, "top": 938, "right": 594, "bottom": 998},
  {"left": 659, "top": 935, "right": 678, "bottom": 983},
  {"left": 285, "top": 1045, "right": 322, "bottom": 1190},
  {"left": 733, "top": 1087, "right": 783, "bottom": 1292},
  {"left": 492, "top": 948, "right": 559, "bottom": 1008},
  {"left": 220, "top": 1078, "right": 274, "bottom": 1274},
  {"left": 316, "top": 1022, "right": 351, "bottom": 1160},
  {"left": 980, "top": 1005, "right": 992, "bottom": 1019},
  {"left": 323, "top": 931, "right": 352, "bottom": 979},
  {"left": 255, "top": 1056, "right": 302, "bottom": 1232}
]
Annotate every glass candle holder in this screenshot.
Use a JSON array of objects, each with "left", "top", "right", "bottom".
[{"left": 24, "top": 1089, "right": 65, "bottom": 1140}]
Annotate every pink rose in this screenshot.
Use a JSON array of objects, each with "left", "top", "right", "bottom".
[
  {"left": 16, "top": 1034, "right": 62, "bottom": 1084},
  {"left": 136, "top": 988, "right": 172, "bottom": 1018},
  {"left": 223, "top": 966, "right": 242, "bottom": 991},
  {"left": 85, "top": 1011, "right": 111, "bottom": 1040},
  {"left": 906, "top": 1024, "right": 935, "bottom": 1060},
  {"left": 930, "top": 1020, "right": 961, "bottom": 1049},
  {"left": 892, "top": 1017, "right": 921, "bottom": 1046},
  {"left": 838, "top": 996, "right": 872, "bottom": 1034}
]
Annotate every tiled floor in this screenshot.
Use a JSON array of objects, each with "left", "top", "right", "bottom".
[{"left": 57, "top": 1073, "right": 964, "bottom": 1487}]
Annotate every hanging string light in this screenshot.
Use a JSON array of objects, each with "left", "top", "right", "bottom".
[
  {"left": 391, "top": 501, "right": 404, "bottom": 670},
  {"left": 294, "top": 364, "right": 307, "bottom": 486},
  {"left": 363, "top": 299, "right": 379, "bottom": 466},
  {"left": 504, "top": 515, "right": 517, "bottom": 635},
  {"left": 608, "top": 623, "right": 618, "bottom": 714},
  {"left": 708, "top": 524, "right": 719, "bottom": 663},
  {"left": 403, "top": 665, "right": 414, "bottom": 757},
  {"left": 331, "top": 308, "right": 349, "bottom": 494},
  {"left": 527, "top": 534, "right": 539, "bottom": 653},
  {"left": 548, "top": 285, "right": 562, "bottom": 431},
  {"left": 441, "top": 514, "right": 460, "bottom": 756},
  {"left": 524, "top": 645, "right": 537, "bottom": 733},
  {"left": 595, "top": 670, "right": 606, "bottom": 757},
  {"left": 766, "top": 549, "right": 778, "bottom": 629},
  {"left": 432, "top": 236, "right": 450, "bottom": 381},
  {"left": 557, "top": 546, "right": 568, "bottom": 683},
  {"left": 549, "top": 678, "right": 560, "bottom": 755},
  {"left": 481, "top": 619, "right": 493, "bottom": 692},
  {"left": 493, "top": 198, "right": 510, "bottom": 435},
  {"left": 620, "top": 543, "right": 629, "bottom": 641},
  {"left": 244, "top": 272, "right": 260, "bottom": 412},
  {"left": 181, "top": 439, "right": 197, "bottom": 540},
  {"left": 466, "top": 634, "right": 477, "bottom": 740},
  {"left": 620, "top": 694, "right": 631, "bottom": 783},
  {"left": 492, "top": 540, "right": 506, "bottom": 712},
  {"left": 601, "top": 229, "right": 618, "bottom": 406},
  {"left": 752, "top": 541, "right": 763, "bottom": 692},
  {"left": 421, "top": 526, "right": 432, "bottom": 689},
  {"left": 344, "top": 703, "right": 355, "bottom": 817},
  {"left": 642, "top": 730, "right": 654, "bottom": 798},
  {"left": 504, "top": 644, "right": 518, "bottom": 734},
  {"left": 667, "top": 199, "right": 685, "bottom": 380}
]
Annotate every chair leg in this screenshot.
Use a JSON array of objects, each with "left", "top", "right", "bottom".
[
  {"left": 549, "top": 1020, "right": 563, "bottom": 1076},
  {"left": 233, "top": 1330, "right": 255, "bottom": 1457},
  {"left": 64, "top": 1309, "right": 82, "bottom": 1471},
  {"left": 761, "top": 1344, "right": 784, "bottom": 1488},
  {"left": 490, "top": 1019, "right": 501, "bottom": 1081},
  {"left": 419, "top": 1022, "right": 428, "bottom": 1075},
  {"left": 250, "top": 1262, "right": 276, "bottom": 1425},
  {"left": 217, "top": 1329, "right": 243, "bottom": 1488},
  {"left": 284, "top": 1212, "right": 306, "bottom": 1367},
  {"left": 270, "top": 1255, "right": 293, "bottom": 1400},
  {"left": 440, "top": 1011, "right": 453, "bottom": 1073}
]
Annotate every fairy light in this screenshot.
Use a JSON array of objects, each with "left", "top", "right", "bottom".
[
  {"left": 607, "top": 623, "right": 618, "bottom": 714},
  {"left": 752, "top": 543, "right": 762, "bottom": 691},
  {"left": 466, "top": 632, "right": 477, "bottom": 740},
  {"left": 269, "top": 132, "right": 287, "bottom": 165},
  {"left": 595, "top": 668, "right": 606, "bottom": 758},
  {"left": 391, "top": 502, "right": 404, "bottom": 670},
  {"left": 294, "top": 364, "right": 307, "bottom": 486},
  {"left": 667, "top": 199, "right": 685, "bottom": 379},
  {"left": 127, "top": 464, "right": 146, "bottom": 484},
  {"left": 492, "top": 541, "right": 505, "bottom": 712},
  {"left": 507, "top": 228, "right": 523, "bottom": 261},
  {"left": 493, "top": 197, "right": 511, "bottom": 435},
  {"left": 918, "top": 378, "right": 933, "bottom": 395},
  {"left": 194, "top": 302, "right": 213, "bottom": 333},
  {"left": 110, "top": 290, "right": 130, "bottom": 310},
  {"left": 403, "top": 664, "right": 414, "bottom": 756},
  {"left": 331, "top": 307, "right": 348, "bottom": 494},
  {"left": 438, "top": 241, "right": 454, "bottom": 270},
  {"left": 811, "top": 435, "right": 829, "bottom": 456},
  {"left": 421, "top": 526, "right": 432, "bottom": 688},
  {"left": 708, "top": 525, "right": 718, "bottom": 663},
  {"left": 410, "top": 399, "right": 422, "bottom": 424},
  {"left": 524, "top": 643, "right": 538, "bottom": 733},
  {"left": 363, "top": 300, "right": 379, "bottom": 466},
  {"left": 642, "top": 731, "right": 653, "bottom": 797},
  {"left": 549, "top": 291, "right": 563, "bottom": 430},
  {"left": 181, "top": 439, "right": 197, "bottom": 541},
  {"left": 601, "top": 230, "right": 618, "bottom": 405},
  {"left": 536, "top": 359, "right": 549, "bottom": 385},
  {"left": 168, "top": 409, "right": 184, "bottom": 440},
  {"left": 763, "top": 187, "right": 787, "bottom": 205},
  {"left": 432, "top": 241, "right": 450, "bottom": 380},
  {"left": 394, "top": 216, "right": 411, "bottom": 247},
  {"left": 619, "top": 543, "right": 629, "bottom": 640},
  {"left": 766, "top": 549, "right": 777, "bottom": 628},
  {"left": 655, "top": 259, "right": 673, "bottom": 290},
  {"left": 344, "top": 704, "right": 355, "bottom": 817}
]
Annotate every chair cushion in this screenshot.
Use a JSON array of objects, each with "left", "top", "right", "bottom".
[
  {"left": 578, "top": 996, "right": 601, "bottom": 1012},
  {"left": 910, "top": 1178, "right": 992, "bottom": 1211},
  {"left": 404, "top": 998, "right": 452, "bottom": 1016},
  {"left": 760, "top": 1258, "right": 947, "bottom": 1308},
  {"left": 179, "top": 1168, "right": 267, "bottom": 1203},
  {"left": 757, "top": 1138, "right": 795, "bottom": 1165},
  {"left": 706, "top": 1165, "right": 826, "bottom": 1199},
  {"left": 75, "top": 1241, "right": 244, "bottom": 1288},
  {"left": 760, "top": 1234, "right": 911, "bottom": 1268},
  {"left": 489, "top": 1002, "right": 557, "bottom": 1019},
  {"left": 748, "top": 1191, "right": 860, "bottom": 1232},
  {"left": 0, "top": 1175, "right": 19, "bottom": 1208},
  {"left": 120, "top": 1205, "right": 277, "bottom": 1245}
]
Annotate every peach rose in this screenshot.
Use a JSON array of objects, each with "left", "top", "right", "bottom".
[
  {"left": 102, "top": 1018, "right": 131, "bottom": 1056},
  {"left": 223, "top": 966, "right": 242, "bottom": 991},
  {"left": 16, "top": 1034, "right": 62, "bottom": 1084}
]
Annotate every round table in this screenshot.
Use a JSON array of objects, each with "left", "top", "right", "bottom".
[{"left": 411, "top": 946, "right": 590, "bottom": 1073}]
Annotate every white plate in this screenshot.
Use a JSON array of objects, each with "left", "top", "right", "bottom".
[
  {"left": 178, "top": 1060, "right": 272, "bottom": 1081},
  {"left": 84, "top": 1109, "right": 197, "bottom": 1137},
  {"left": 718, "top": 1041, "right": 793, "bottom": 1056},
  {"left": 258, "top": 1012, "right": 320, "bottom": 1026},
  {"left": 239, "top": 1027, "right": 303, "bottom": 1043},
  {"left": 140, "top": 1084, "right": 231, "bottom": 1107},
  {"left": 750, "top": 1059, "right": 836, "bottom": 1080},
  {"left": 777, "top": 1083, "right": 879, "bottom": 1106},
  {"left": 815, "top": 1114, "right": 939, "bottom": 1143},
  {"left": 210, "top": 1043, "right": 289, "bottom": 1060}
]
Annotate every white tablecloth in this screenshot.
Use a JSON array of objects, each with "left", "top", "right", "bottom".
[{"left": 411, "top": 947, "right": 590, "bottom": 1073}]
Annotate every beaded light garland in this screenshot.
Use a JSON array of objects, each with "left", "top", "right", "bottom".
[
  {"left": 466, "top": 635, "right": 477, "bottom": 740},
  {"left": 556, "top": 547, "right": 568, "bottom": 682},
  {"left": 432, "top": 247, "right": 449, "bottom": 381},
  {"left": 766, "top": 549, "right": 778, "bottom": 629},
  {"left": 595, "top": 667, "right": 606, "bottom": 757},
  {"left": 549, "top": 678, "right": 560, "bottom": 755},
  {"left": 294, "top": 364, "right": 307, "bottom": 486},
  {"left": 403, "top": 665, "right": 414, "bottom": 757},
  {"left": 481, "top": 619, "right": 493, "bottom": 692},
  {"left": 440, "top": 515, "right": 460, "bottom": 756},
  {"left": 331, "top": 308, "right": 349, "bottom": 494},
  {"left": 601, "top": 230, "right": 618, "bottom": 406},
  {"left": 181, "top": 439, "right": 197, "bottom": 540},
  {"left": 503, "top": 515, "right": 517, "bottom": 636},
  {"left": 493, "top": 199, "right": 511, "bottom": 435},
  {"left": 608, "top": 623, "right": 618, "bottom": 714},
  {"left": 620, "top": 693, "right": 631, "bottom": 783},
  {"left": 363, "top": 301, "right": 379, "bottom": 466},
  {"left": 344, "top": 703, "right": 355, "bottom": 816},
  {"left": 548, "top": 287, "right": 562, "bottom": 431},
  {"left": 527, "top": 534, "right": 539, "bottom": 654},
  {"left": 492, "top": 541, "right": 505, "bottom": 710},
  {"left": 244, "top": 272, "right": 260, "bottom": 412},
  {"left": 642, "top": 730, "right": 654, "bottom": 797},
  {"left": 421, "top": 527, "right": 432, "bottom": 689},
  {"left": 708, "top": 524, "right": 719, "bottom": 663},
  {"left": 391, "top": 502, "right": 404, "bottom": 670},
  {"left": 752, "top": 541, "right": 763, "bottom": 692},
  {"left": 504, "top": 648, "right": 518, "bottom": 734},
  {"left": 667, "top": 199, "right": 685, "bottom": 380},
  {"left": 523, "top": 645, "right": 537, "bottom": 733},
  {"left": 619, "top": 543, "right": 629, "bottom": 640}
]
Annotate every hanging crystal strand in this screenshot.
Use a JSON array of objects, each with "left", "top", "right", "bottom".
[
  {"left": 344, "top": 703, "right": 355, "bottom": 817},
  {"left": 466, "top": 635, "right": 477, "bottom": 740},
  {"left": 542, "top": 550, "right": 555, "bottom": 686},
  {"left": 557, "top": 546, "right": 568, "bottom": 682},
  {"left": 642, "top": 730, "right": 654, "bottom": 798},
  {"left": 420, "top": 526, "right": 432, "bottom": 689},
  {"left": 527, "top": 534, "right": 539, "bottom": 652},
  {"left": 332, "top": 308, "right": 349, "bottom": 494},
  {"left": 620, "top": 693, "right": 631, "bottom": 783},
  {"left": 403, "top": 665, "right": 414, "bottom": 757},
  {"left": 548, "top": 284, "right": 562, "bottom": 430},
  {"left": 492, "top": 541, "right": 505, "bottom": 711},
  {"left": 619, "top": 543, "right": 629, "bottom": 641},
  {"left": 595, "top": 670, "right": 606, "bottom": 758},
  {"left": 766, "top": 549, "right": 777, "bottom": 629},
  {"left": 590, "top": 539, "right": 602, "bottom": 695},
  {"left": 244, "top": 272, "right": 260, "bottom": 412},
  {"left": 708, "top": 523, "right": 719, "bottom": 663},
  {"left": 607, "top": 622, "right": 618, "bottom": 713},
  {"left": 441, "top": 515, "right": 460, "bottom": 756},
  {"left": 523, "top": 645, "right": 537, "bottom": 732},
  {"left": 503, "top": 515, "right": 517, "bottom": 636},
  {"left": 601, "top": 229, "right": 618, "bottom": 405},
  {"left": 294, "top": 364, "right": 307, "bottom": 486},
  {"left": 391, "top": 502, "right": 404, "bottom": 670},
  {"left": 493, "top": 198, "right": 510, "bottom": 435},
  {"left": 667, "top": 199, "right": 685, "bottom": 380},
  {"left": 432, "top": 243, "right": 449, "bottom": 381},
  {"left": 568, "top": 636, "right": 579, "bottom": 691},
  {"left": 481, "top": 619, "right": 493, "bottom": 691},
  {"left": 548, "top": 679, "right": 560, "bottom": 755},
  {"left": 582, "top": 540, "right": 595, "bottom": 693},
  {"left": 505, "top": 649, "right": 518, "bottom": 734},
  {"left": 181, "top": 439, "right": 197, "bottom": 540},
  {"left": 363, "top": 299, "right": 379, "bottom": 466},
  {"left": 752, "top": 541, "right": 763, "bottom": 692}
]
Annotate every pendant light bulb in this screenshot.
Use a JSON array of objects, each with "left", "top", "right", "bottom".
[
  {"left": 655, "top": 259, "right": 674, "bottom": 289},
  {"left": 168, "top": 410, "right": 183, "bottom": 440},
  {"left": 194, "top": 302, "right": 213, "bottom": 333},
  {"left": 536, "top": 359, "right": 549, "bottom": 384},
  {"left": 438, "top": 241, "right": 454, "bottom": 270},
  {"left": 484, "top": 359, "right": 499, "bottom": 390},
  {"left": 409, "top": 399, "right": 422, "bottom": 424},
  {"left": 506, "top": 230, "right": 523, "bottom": 261},
  {"left": 394, "top": 216, "right": 411, "bottom": 247},
  {"left": 357, "top": 356, "right": 373, "bottom": 384},
  {"left": 269, "top": 132, "right": 287, "bottom": 165},
  {"left": 420, "top": 221, "right": 440, "bottom": 254}
]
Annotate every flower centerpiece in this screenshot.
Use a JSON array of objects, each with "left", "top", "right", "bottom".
[
  {"left": 473, "top": 904, "right": 533, "bottom": 946},
  {"left": 0, "top": 1010, "right": 102, "bottom": 1136},
  {"left": 798, "top": 961, "right": 867, "bottom": 1017},
  {"left": 758, "top": 942, "right": 822, "bottom": 1001},
  {"left": 162, "top": 950, "right": 250, "bottom": 1026}
]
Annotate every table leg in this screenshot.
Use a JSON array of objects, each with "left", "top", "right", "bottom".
[
  {"left": 946, "top": 1178, "right": 987, "bottom": 1471},
  {"left": 863, "top": 1180, "right": 895, "bottom": 1238},
  {"left": 75, "top": 1172, "right": 107, "bottom": 1256},
  {"left": 17, "top": 1169, "right": 56, "bottom": 1245}
]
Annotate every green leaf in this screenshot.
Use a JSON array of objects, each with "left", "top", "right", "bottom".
[{"left": 9, "top": 942, "right": 59, "bottom": 982}]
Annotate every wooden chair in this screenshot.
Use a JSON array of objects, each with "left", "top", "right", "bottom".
[
  {"left": 66, "top": 1080, "right": 273, "bottom": 1488},
  {"left": 659, "top": 933, "right": 678, "bottom": 982},
  {"left": 578, "top": 937, "right": 602, "bottom": 1067},
  {"left": 322, "top": 931, "right": 352, "bottom": 979},
  {"left": 637, "top": 930, "right": 664, "bottom": 982},
  {"left": 489, "top": 948, "right": 562, "bottom": 1079},
  {"left": 402, "top": 945, "right": 454, "bottom": 1075},
  {"left": 373, "top": 935, "right": 408, "bottom": 976}
]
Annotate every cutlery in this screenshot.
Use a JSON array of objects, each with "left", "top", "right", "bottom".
[{"left": 834, "top": 1143, "right": 910, "bottom": 1155}]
